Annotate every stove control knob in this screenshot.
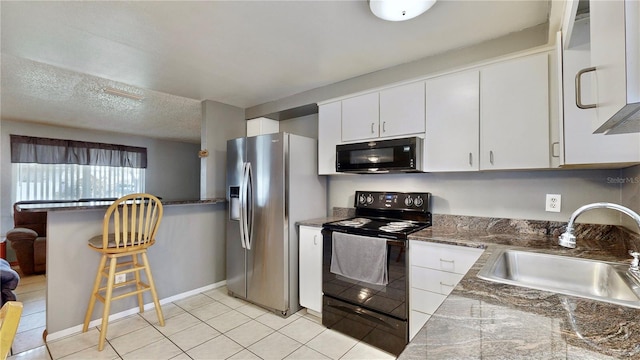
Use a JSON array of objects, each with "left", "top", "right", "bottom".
[
  {"left": 414, "top": 196, "right": 424, "bottom": 207},
  {"left": 366, "top": 194, "right": 374, "bottom": 205},
  {"left": 404, "top": 196, "right": 413, "bottom": 207},
  {"left": 358, "top": 194, "right": 367, "bottom": 205}
]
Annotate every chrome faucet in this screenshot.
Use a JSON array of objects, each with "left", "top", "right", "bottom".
[{"left": 559, "top": 202, "right": 640, "bottom": 281}]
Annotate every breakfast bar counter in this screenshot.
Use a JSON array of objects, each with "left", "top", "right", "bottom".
[
  {"left": 400, "top": 219, "right": 640, "bottom": 359},
  {"left": 30, "top": 198, "right": 227, "bottom": 340}
]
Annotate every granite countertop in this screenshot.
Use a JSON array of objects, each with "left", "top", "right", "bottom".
[
  {"left": 401, "top": 223, "right": 640, "bottom": 359},
  {"left": 16, "top": 198, "right": 226, "bottom": 212}
]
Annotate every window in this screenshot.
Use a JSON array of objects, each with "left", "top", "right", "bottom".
[
  {"left": 12, "top": 163, "right": 145, "bottom": 202},
  {"left": 10, "top": 135, "right": 146, "bottom": 202}
]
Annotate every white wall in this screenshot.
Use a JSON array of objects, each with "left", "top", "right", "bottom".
[
  {"left": 246, "top": 24, "right": 548, "bottom": 119},
  {"left": 621, "top": 165, "right": 640, "bottom": 229},
  {"left": 200, "top": 100, "right": 245, "bottom": 199},
  {"left": 279, "top": 114, "right": 318, "bottom": 139},
  {"left": 1, "top": 120, "right": 201, "bottom": 258},
  {"left": 327, "top": 167, "right": 634, "bottom": 226}
]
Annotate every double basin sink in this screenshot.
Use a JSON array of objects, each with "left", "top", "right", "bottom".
[{"left": 477, "top": 249, "right": 640, "bottom": 308}]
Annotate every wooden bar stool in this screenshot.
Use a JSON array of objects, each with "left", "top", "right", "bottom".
[
  {"left": 0, "top": 301, "right": 23, "bottom": 360},
  {"left": 82, "top": 193, "right": 164, "bottom": 351}
]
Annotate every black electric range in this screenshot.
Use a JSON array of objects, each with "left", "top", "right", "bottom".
[{"left": 321, "top": 191, "right": 432, "bottom": 356}]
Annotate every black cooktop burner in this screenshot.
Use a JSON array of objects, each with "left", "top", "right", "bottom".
[
  {"left": 323, "top": 216, "right": 431, "bottom": 239},
  {"left": 323, "top": 191, "right": 432, "bottom": 239}
]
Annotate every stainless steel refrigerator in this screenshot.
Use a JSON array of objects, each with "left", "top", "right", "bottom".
[{"left": 226, "top": 132, "right": 327, "bottom": 317}]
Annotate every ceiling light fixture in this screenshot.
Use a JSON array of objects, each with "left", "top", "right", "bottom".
[
  {"left": 103, "top": 87, "right": 145, "bottom": 101},
  {"left": 369, "top": 0, "right": 437, "bottom": 21}
]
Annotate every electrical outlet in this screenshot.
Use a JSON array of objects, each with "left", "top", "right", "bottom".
[
  {"left": 545, "top": 194, "right": 561, "bottom": 212},
  {"left": 115, "top": 274, "right": 126, "bottom": 284}
]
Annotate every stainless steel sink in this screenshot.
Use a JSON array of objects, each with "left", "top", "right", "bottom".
[{"left": 477, "top": 249, "right": 640, "bottom": 308}]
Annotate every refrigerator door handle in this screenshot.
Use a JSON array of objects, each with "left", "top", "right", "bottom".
[
  {"left": 245, "top": 162, "right": 254, "bottom": 250},
  {"left": 239, "top": 162, "right": 250, "bottom": 249}
]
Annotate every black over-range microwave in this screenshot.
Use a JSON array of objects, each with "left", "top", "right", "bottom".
[{"left": 335, "top": 136, "right": 423, "bottom": 173}]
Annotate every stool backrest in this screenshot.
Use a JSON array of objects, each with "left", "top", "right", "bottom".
[{"left": 100, "top": 193, "right": 163, "bottom": 251}]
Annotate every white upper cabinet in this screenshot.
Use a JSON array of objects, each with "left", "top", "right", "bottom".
[
  {"left": 561, "top": 35, "right": 640, "bottom": 165},
  {"left": 589, "top": 0, "right": 640, "bottom": 133},
  {"left": 425, "top": 70, "right": 480, "bottom": 171},
  {"left": 379, "top": 82, "right": 426, "bottom": 138},
  {"left": 318, "top": 102, "right": 342, "bottom": 175},
  {"left": 246, "top": 117, "right": 279, "bottom": 137},
  {"left": 480, "top": 53, "right": 550, "bottom": 170},
  {"left": 341, "top": 92, "right": 379, "bottom": 141},
  {"left": 341, "top": 82, "right": 425, "bottom": 142}
]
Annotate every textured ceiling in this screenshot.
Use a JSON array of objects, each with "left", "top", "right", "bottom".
[{"left": 0, "top": 0, "right": 552, "bottom": 143}]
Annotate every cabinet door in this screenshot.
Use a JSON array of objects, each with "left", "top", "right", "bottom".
[
  {"left": 318, "top": 102, "right": 342, "bottom": 175},
  {"left": 425, "top": 71, "right": 480, "bottom": 171},
  {"left": 590, "top": 0, "right": 639, "bottom": 132},
  {"left": 480, "top": 53, "right": 550, "bottom": 170},
  {"left": 247, "top": 117, "right": 279, "bottom": 137},
  {"left": 298, "top": 226, "right": 323, "bottom": 313},
  {"left": 379, "top": 82, "right": 425, "bottom": 137},
  {"left": 342, "top": 92, "right": 379, "bottom": 141},
  {"left": 562, "top": 42, "right": 640, "bottom": 164}
]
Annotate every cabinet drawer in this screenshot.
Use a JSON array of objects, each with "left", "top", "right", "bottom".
[
  {"left": 411, "top": 288, "right": 447, "bottom": 315},
  {"left": 411, "top": 266, "right": 464, "bottom": 295},
  {"left": 411, "top": 241, "right": 483, "bottom": 274}
]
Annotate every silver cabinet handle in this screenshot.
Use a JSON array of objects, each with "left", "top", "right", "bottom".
[
  {"left": 439, "top": 258, "right": 454, "bottom": 263},
  {"left": 371, "top": 123, "right": 375, "bottom": 133},
  {"left": 382, "top": 121, "right": 386, "bottom": 133},
  {"left": 552, "top": 142, "right": 560, "bottom": 158},
  {"left": 439, "top": 281, "right": 455, "bottom": 287},
  {"left": 489, "top": 150, "right": 494, "bottom": 165},
  {"left": 469, "top": 153, "right": 473, "bottom": 166},
  {"left": 575, "top": 67, "right": 596, "bottom": 109},
  {"left": 313, "top": 235, "right": 318, "bottom": 246}
]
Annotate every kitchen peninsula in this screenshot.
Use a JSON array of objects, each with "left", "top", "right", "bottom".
[{"left": 18, "top": 199, "right": 226, "bottom": 340}]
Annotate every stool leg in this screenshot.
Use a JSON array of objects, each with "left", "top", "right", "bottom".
[
  {"left": 133, "top": 253, "right": 144, "bottom": 313},
  {"left": 83, "top": 254, "right": 107, "bottom": 332},
  {"left": 141, "top": 251, "right": 164, "bottom": 326},
  {"left": 98, "top": 256, "right": 117, "bottom": 351}
]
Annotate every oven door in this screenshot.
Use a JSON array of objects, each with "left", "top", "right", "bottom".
[
  {"left": 321, "top": 228, "right": 407, "bottom": 320},
  {"left": 322, "top": 228, "right": 408, "bottom": 355}
]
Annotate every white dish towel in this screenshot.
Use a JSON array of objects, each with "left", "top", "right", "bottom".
[{"left": 330, "top": 232, "right": 388, "bottom": 285}]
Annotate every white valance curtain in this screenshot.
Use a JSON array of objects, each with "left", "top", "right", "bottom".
[{"left": 10, "top": 135, "right": 147, "bottom": 168}]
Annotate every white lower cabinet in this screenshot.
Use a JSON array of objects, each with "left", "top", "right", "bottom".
[
  {"left": 409, "top": 241, "right": 483, "bottom": 340},
  {"left": 299, "top": 226, "right": 323, "bottom": 314}
]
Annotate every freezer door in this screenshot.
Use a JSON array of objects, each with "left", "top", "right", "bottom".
[
  {"left": 246, "top": 133, "right": 288, "bottom": 313},
  {"left": 226, "top": 137, "right": 247, "bottom": 298}
]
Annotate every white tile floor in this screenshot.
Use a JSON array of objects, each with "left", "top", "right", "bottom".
[{"left": 7, "top": 275, "right": 397, "bottom": 360}]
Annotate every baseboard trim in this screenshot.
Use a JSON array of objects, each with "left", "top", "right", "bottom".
[{"left": 45, "top": 280, "right": 227, "bottom": 342}]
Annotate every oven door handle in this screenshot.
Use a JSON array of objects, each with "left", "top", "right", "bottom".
[{"left": 330, "top": 304, "right": 399, "bottom": 329}]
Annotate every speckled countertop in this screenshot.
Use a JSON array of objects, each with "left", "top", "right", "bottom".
[
  {"left": 16, "top": 198, "right": 226, "bottom": 212},
  {"left": 298, "top": 211, "right": 640, "bottom": 359},
  {"left": 400, "top": 218, "right": 640, "bottom": 360}
]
